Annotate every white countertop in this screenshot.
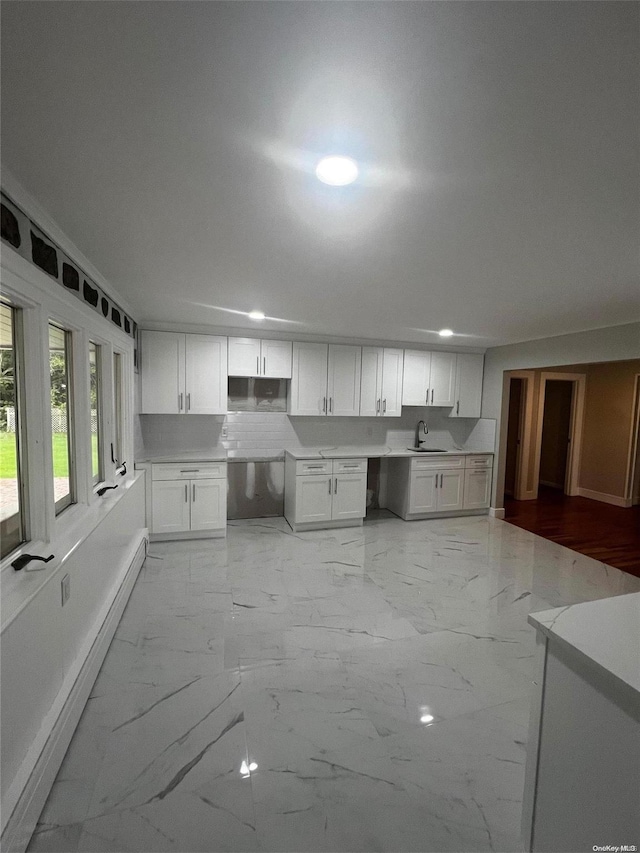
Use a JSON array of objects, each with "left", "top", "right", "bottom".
[
  {"left": 529, "top": 592, "right": 640, "bottom": 696},
  {"left": 137, "top": 449, "right": 227, "bottom": 464},
  {"left": 285, "top": 445, "right": 493, "bottom": 460}
]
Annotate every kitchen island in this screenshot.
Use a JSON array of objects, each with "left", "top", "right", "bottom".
[{"left": 522, "top": 593, "right": 640, "bottom": 852}]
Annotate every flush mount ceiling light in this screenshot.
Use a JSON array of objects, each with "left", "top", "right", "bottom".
[
  {"left": 315, "top": 155, "right": 359, "bottom": 186},
  {"left": 248, "top": 310, "right": 265, "bottom": 321},
  {"left": 438, "top": 329, "right": 454, "bottom": 338}
]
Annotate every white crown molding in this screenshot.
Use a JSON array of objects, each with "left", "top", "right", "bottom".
[
  {"left": 139, "top": 319, "right": 487, "bottom": 355},
  {"left": 1, "top": 165, "right": 136, "bottom": 319}
]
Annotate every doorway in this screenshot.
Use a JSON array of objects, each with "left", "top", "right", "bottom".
[
  {"left": 504, "top": 378, "right": 523, "bottom": 497},
  {"left": 538, "top": 380, "right": 573, "bottom": 492}
]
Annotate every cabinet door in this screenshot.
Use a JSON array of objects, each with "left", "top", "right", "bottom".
[
  {"left": 402, "top": 350, "right": 431, "bottom": 406},
  {"left": 185, "top": 335, "right": 227, "bottom": 414},
  {"left": 332, "top": 473, "right": 367, "bottom": 520},
  {"left": 152, "top": 480, "right": 191, "bottom": 534},
  {"left": 437, "top": 470, "right": 464, "bottom": 512},
  {"left": 409, "top": 471, "right": 438, "bottom": 514},
  {"left": 360, "top": 347, "right": 382, "bottom": 416},
  {"left": 262, "top": 340, "right": 292, "bottom": 378},
  {"left": 429, "top": 352, "right": 456, "bottom": 407},
  {"left": 295, "top": 474, "right": 333, "bottom": 523},
  {"left": 451, "top": 353, "right": 484, "bottom": 418},
  {"left": 381, "top": 348, "right": 404, "bottom": 417},
  {"left": 290, "top": 343, "right": 328, "bottom": 416},
  {"left": 141, "top": 331, "right": 185, "bottom": 414},
  {"left": 327, "top": 345, "right": 362, "bottom": 417},
  {"left": 191, "top": 478, "right": 227, "bottom": 531},
  {"left": 463, "top": 468, "right": 491, "bottom": 509},
  {"left": 228, "top": 337, "right": 261, "bottom": 377}
]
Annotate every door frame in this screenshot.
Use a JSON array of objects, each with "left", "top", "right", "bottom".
[
  {"left": 506, "top": 370, "right": 536, "bottom": 500},
  {"left": 624, "top": 374, "right": 640, "bottom": 504},
  {"left": 533, "top": 372, "right": 586, "bottom": 497}
]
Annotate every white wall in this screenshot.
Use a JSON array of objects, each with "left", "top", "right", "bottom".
[{"left": 482, "top": 322, "right": 640, "bottom": 509}]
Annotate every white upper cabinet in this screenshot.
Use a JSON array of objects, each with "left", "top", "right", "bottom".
[
  {"left": 360, "top": 347, "right": 403, "bottom": 417},
  {"left": 402, "top": 350, "right": 456, "bottom": 408},
  {"left": 228, "top": 337, "right": 292, "bottom": 378},
  {"left": 261, "top": 340, "right": 293, "bottom": 378},
  {"left": 327, "top": 345, "right": 362, "bottom": 417},
  {"left": 227, "top": 338, "right": 261, "bottom": 376},
  {"left": 430, "top": 352, "right": 456, "bottom": 407},
  {"left": 402, "top": 350, "right": 431, "bottom": 406},
  {"left": 289, "top": 343, "right": 329, "bottom": 416},
  {"left": 141, "top": 330, "right": 227, "bottom": 415},
  {"left": 380, "top": 348, "right": 404, "bottom": 416},
  {"left": 449, "top": 352, "right": 484, "bottom": 418},
  {"left": 141, "top": 331, "right": 185, "bottom": 414},
  {"left": 185, "top": 335, "right": 227, "bottom": 414}
]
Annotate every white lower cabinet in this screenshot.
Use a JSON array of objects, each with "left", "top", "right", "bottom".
[
  {"left": 151, "top": 462, "right": 227, "bottom": 539},
  {"left": 387, "top": 454, "right": 491, "bottom": 519},
  {"left": 463, "top": 467, "right": 491, "bottom": 509},
  {"left": 285, "top": 456, "right": 367, "bottom": 531},
  {"left": 406, "top": 468, "right": 463, "bottom": 515}
]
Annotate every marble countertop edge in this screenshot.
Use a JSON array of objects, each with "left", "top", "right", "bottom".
[{"left": 528, "top": 592, "right": 640, "bottom": 696}]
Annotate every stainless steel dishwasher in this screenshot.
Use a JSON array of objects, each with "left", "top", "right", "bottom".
[{"left": 227, "top": 459, "right": 284, "bottom": 519}]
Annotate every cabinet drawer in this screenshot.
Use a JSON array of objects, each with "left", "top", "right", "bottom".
[
  {"left": 333, "top": 458, "right": 367, "bottom": 474},
  {"left": 465, "top": 455, "right": 493, "bottom": 469},
  {"left": 295, "top": 459, "right": 331, "bottom": 476},
  {"left": 152, "top": 462, "right": 227, "bottom": 481},
  {"left": 411, "top": 455, "right": 464, "bottom": 470}
]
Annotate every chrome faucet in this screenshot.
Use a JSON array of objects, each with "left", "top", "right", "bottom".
[{"left": 415, "top": 419, "right": 428, "bottom": 448}]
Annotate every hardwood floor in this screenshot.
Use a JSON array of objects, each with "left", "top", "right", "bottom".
[{"left": 504, "top": 486, "right": 640, "bottom": 578}]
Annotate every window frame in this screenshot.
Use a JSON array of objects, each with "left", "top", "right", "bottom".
[
  {"left": 88, "top": 340, "right": 104, "bottom": 486},
  {"left": 0, "top": 300, "right": 29, "bottom": 558},
  {"left": 48, "top": 321, "right": 76, "bottom": 516}
]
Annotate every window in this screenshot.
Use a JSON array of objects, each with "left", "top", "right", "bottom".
[
  {"left": 112, "top": 351, "right": 124, "bottom": 467},
  {"left": 0, "top": 302, "right": 28, "bottom": 557},
  {"left": 49, "top": 323, "right": 75, "bottom": 514},
  {"left": 89, "top": 342, "right": 103, "bottom": 484}
]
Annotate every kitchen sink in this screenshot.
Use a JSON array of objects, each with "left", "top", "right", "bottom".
[{"left": 407, "top": 447, "right": 447, "bottom": 453}]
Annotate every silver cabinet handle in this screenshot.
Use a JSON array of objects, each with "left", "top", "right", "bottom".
[
  {"left": 383, "top": 399, "right": 387, "bottom": 414},
  {"left": 306, "top": 464, "right": 324, "bottom": 469},
  {"left": 329, "top": 397, "right": 333, "bottom": 413},
  {"left": 323, "top": 397, "right": 327, "bottom": 413},
  {"left": 264, "top": 356, "right": 266, "bottom": 375},
  {"left": 257, "top": 356, "right": 260, "bottom": 374},
  {"left": 376, "top": 398, "right": 380, "bottom": 414},
  {"left": 456, "top": 400, "right": 460, "bottom": 415},
  {"left": 342, "top": 464, "right": 359, "bottom": 468},
  {"left": 426, "top": 389, "right": 429, "bottom": 405},
  {"left": 431, "top": 389, "right": 434, "bottom": 404},
  {"left": 440, "top": 473, "right": 444, "bottom": 487},
  {"left": 192, "top": 483, "right": 196, "bottom": 501},
  {"left": 179, "top": 392, "right": 183, "bottom": 411},
  {"left": 184, "top": 484, "right": 188, "bottom": 502},
  {"left": 328, "top": 478, "right": 332, "bottom": 494},
  {"left": 187, "top": 392, "right": 191, "bottom": 412},
  {"left": 180, "top": 469, "right": 200, "bottom": 473},
  {"left": 334, "top": 477, "right": 338, "bottom": 494}
]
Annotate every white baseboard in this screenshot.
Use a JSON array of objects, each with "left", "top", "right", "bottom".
[
  {"left": 490, "top": 507, "right": 506, "bottom": 519},
  {"left": 577, "top": 488, "right": 632, "bottom": 508},
  {"left": 1, "top": 534, "right": 147, "bottom": 853}
]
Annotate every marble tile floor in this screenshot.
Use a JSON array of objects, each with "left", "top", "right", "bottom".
[{"left": 27, "top": 512, "right": 640, "bottom": 853}]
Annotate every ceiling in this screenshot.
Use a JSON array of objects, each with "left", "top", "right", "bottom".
[{"left": 2, "top": 1, "right": 638, "bottom": 347}]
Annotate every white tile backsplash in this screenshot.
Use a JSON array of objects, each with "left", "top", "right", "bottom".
[{"left": 139, "top": 408, "right": 496, "bottom": 458}]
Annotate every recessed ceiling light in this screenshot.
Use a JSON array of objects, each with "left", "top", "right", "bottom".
[
  {"left": 248, "top": 310, "right": 265, "bottom": 321},
  {"left": 438, "top": 328, "right": 454, "bottom": 337},
  {"left": 315, "top": 156, "right": 359, "bottom": 186}
]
